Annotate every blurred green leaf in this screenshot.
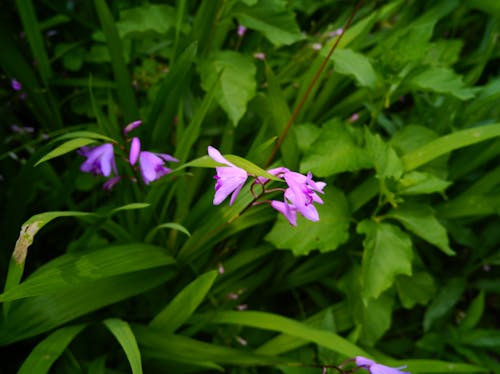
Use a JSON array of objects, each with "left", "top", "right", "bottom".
[
  {"left": 397, "top": 271, "right": 436, "bottom": 308},
  {"left": 18, "top": 324, "right": 87, "bottom": 374},
  {"left": 266, "top": 187, "right": 350, "bottom": 256},
  {"left": 233, "top": 0, "right": 304, "bottom": 46},
  {"left": 199, "top": 51, "right": 256, "bottom": 125},
  {"left": 331, "top": 49, "right": 379, "bottom": 88},
  {"left": 460, "top": 291, "right": 485, "bottom": 329},
  {"left": 357, "top": 220, "right": 413, "bottom": 299},
  {"left": 300, "top": 119, "right": 371, "bottom": 177},
  {"left": 386, "top": 203, "right": 455, "bottom": 255},
  {"left": 398, "top": 171, "right": 451, "bottom": 195},
  {"left": 409, "top": 67, "right": 476, "bottom": 100},
  {"left": 150, "top": 270, "right": 217, "bottom": 332},
  {"left": 103, "top": 318, "right": 143, "bottom": 374},
  {"left": 424, "top": 277, "right": 465, "bottom": 331},
  {"left": 365, "top": 128, "right": 404, "bottom": 180}
]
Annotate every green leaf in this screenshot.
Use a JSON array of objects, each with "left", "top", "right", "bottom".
[
  {"left": 396, "top": 271, "right": 436, "bottom": 308},
  {"left": 460, "top": 291, "right": 485, "bottom": 329},
  {"left": 365, "top": 128, "right": 404, "bottom": 180},
  {"left": 233, "top": 0, "right": 304, "bottom": 46},
  {"left": 0, "top": 268, "right": 175, "bottom": 345},
  {"left": 398, "top": 171, "right": 452, "bottom": 195},
  {"left": 199, "top": 51, "right": 256, "bottom": 125},
  {"left": 330, "top": 48, "right": 378, "bottom": 88},
  {"left": 103, "top": 318, "right": 143, "bottom": 374},
  {"left": 145, "top": 222, "right": 191, "bottom": 243},
  {"left": 409, "top": 67, "right": 476, "bottom": 100},
  {"left": 300, "top": 119, "right": 371, "bottom": 177},
  {"left": 110, "top": 203, "right": 151, "bottom": 215},
  {"left": 386, "top": 203, "right": 455, "bottom": 255},
  {"left": 265, "top": 187, "right": 350, "bottom": 256},
  {"left": 18, "top": 324, "right": 87, "bottom": 374},
  {"left": 404, "top": 359, "right": 488, "bottom": 373},
  {"left": 150, "top": 271, "right": 217, "bottom": 332},
  {"left": 34, "top": 138, "right": 97, "bottom": 166},
  {"left": 402, "top": 123, "right": 500, "bottom": 171},
  {"left": 0, "top": 243, "right": 175, "bottom": 302},
  {"left": 424, "top": 277, "right": 465, "bottom": 331},
  {"left": 117, "top": 4, "right": 187, "bottom": 37},
  {"left": 191, "top": 310, "right": 367, "bottom": 358},
  {"left": 357, "top": 220, "right": 413, "bottom": 299},
  {"left": 56, "top": 131, "right": 116, "bottom": 143}
]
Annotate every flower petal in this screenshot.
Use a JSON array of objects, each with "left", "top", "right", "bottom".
[{"left": 129, "top": 137, "right": 141, "bottom": 165}]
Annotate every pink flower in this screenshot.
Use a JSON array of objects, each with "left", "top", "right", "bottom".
[
  {"left": 269, "top": 168, "right": 326, "bottom": 226},
  {"left": 78, "top": 143, "right": 116, "bottom": 177},
  {"left": 237, "top": 25, "right": 247, "bottom": 37},
  {"left": 123, "top": 120, "right": 142, "bottom": 135},
  {"left": 208, "top": 146, "right": 248, "bottom": 206},
  {"left": 253, "top": 52, "right": 266, "bottom": 60},
  {"left": 355, "top": 357, "right": 410, "bottom": 374},
  {"left": 129, "top": 137, "right": 178, "bottom": 184}
]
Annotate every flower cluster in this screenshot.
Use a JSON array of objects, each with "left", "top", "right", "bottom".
[
  {"left": 78, "top": 120, "right": 178, "bottom": 189},
  {"left": 208, "top": 146, "right": 325, "bottom": 226}
]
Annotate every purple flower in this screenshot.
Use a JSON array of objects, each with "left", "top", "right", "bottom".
[
  {"left": 355, "top": 357, "right": 410, "bottom": 374},
  {"left": 269, "top": 168, "right": 325, "bottom": 225},
  {"left": 237, "top": 25, "right": 247, "bottom": 37},
  {"left": 208, "top": 146, "right": 248, "bottom": 206},
  {"left": 11, "top": 79, "right": 22, "bottom": 91},
  {"left": 78, "top": 143, "right": 116, "bottom": 177},
  {"left": 129, "top": 137, "right": 178, "bottom": 185},
  {"left": 102, "top": 176, "right": 122, "bottom": 191},
  {"left": 123, "top": 120, "right": 142, "bottom": 135},
  {"left": 253, "top": 52, "right": 266, "bottom": 60}
]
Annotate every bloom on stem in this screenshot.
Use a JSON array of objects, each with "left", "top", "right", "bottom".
[
  {"left": 78, "top": 143, "right": 116, "bottom": 177},
  {"left": 355, "top": 357, "right": 410, "bottom": 374},
  {"left": 129, "top": 137, "right": 178, "bottom": 185},
  {"left": 123, "top": 120, "right": 142, "bottom": 135},
  {"left": 268, "top": 168, "right": 325, "bottom": 226},
  {"left": 208, "top": 146, "right": 248, "bottom": 206}
]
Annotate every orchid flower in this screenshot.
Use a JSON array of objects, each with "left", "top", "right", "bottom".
[
  {"left": 129, "top": 137, "right": 178, "bottom": 185},
  {"left": 78, "top": 143, "right": 117, "bottom": 177},
  {"left": 355, "top": 357, "right": 410, "bottom": 374},
  {"left": 208, "top": 146, "right": 248, "bottom": 205}
]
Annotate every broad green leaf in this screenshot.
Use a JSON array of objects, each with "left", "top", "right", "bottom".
[
  {"left": 18, "top": 324, "right": 87, "bottom": 374},
  {"left": 456, "top": 328, "right": 500, "bottom": 348},
  {"left": 438, "top": 194, "right": 500, "bottom": 218},
  {"left": 34, "top": 138, "right": 97, "bottom": 166},
  {"left": 103, "top": 318, "right": 143, "bottom": 374},
  {"left": 365, "top": 128, "right": 404, "bottom": 180},
  {"left": 357, "top": 220, "right": 413, "bottom": 299},
  {"left": 294, "top": 123, "right": 320, "bottom": 153},
  {"left": 459, "top": 291, "right": 485, "bottom": 330},
  {"left": 402, "top": 123, "right": 500, "bottom": 171},
  {"left": 265, "top": 187, "right": 350, "bottom": 256},
  {"left": 117, "top": 4, "right": 188, "bottom": 37},
  {"left": 0, "top": 268, "right": 175, "bottom": 345},
  {"left": 398, "top": 171, "right": 451, "bottom": 195},
  {"left": 404, "top": 359, "right": 488, "bottom": 373},
  {"left": 3, "top": 211, "right": 94, "bottom": 316},
  {"left": 409, "top": 67, "right": 475, "bottom": 100},
  {"left": 396, "top": 271, "right": 436, "bottom": 308},
  {"left": 150, "top": 271, "right": 217, "bottom": 332},
  {"left": 330, "top": 48, "right": 378, "bottom": 88},
  {"left": 300, "top": 120, "right": 370, "bottom": 177},
  {"left": 466, "top": 0, "right": 500, "bottom": 16},
  {"left": 386, "top": 203, "right": 455, "bottom": 255},
  {"left": 0, "top": 244, "right": 175, "bottom": 302},
  {"left": 424, "top": 277, "right": 465, "bottom": 331},
  {"left": 199, "top": 51, "right": 256, "bottom": 125},
  {"left": 191, "top": 310, "right": 366, "bottom": 358},
  {"left": 134, "top": 324, "right": 290, "bottom": 366},
  {"left": 233, "top": 1, "right": 304, "bottom": 46}
]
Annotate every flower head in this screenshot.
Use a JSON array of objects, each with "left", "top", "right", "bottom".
[
  {"left": 355, "top": 357, "right": 410, "bottom": 374},
  {"left": 208, "top": 146, "right": 248, "bottom": 206},
  {"left": 129, "top": 137, "right": 178, "bottom": 184},
  {"left": 123, "top": 120, "right": 142, "bottom": 135},
  {"left": 269, "top": 168, "right": 325, "bottom": 225},
  {"left": 78, "top": 143, "right": 116, "bottom": 177},
  {"left": 237, "top": 25, "right": 247, "bottom": 37},
  {"left": 11, "top": 79, "right": 22, "bottom": 91}
]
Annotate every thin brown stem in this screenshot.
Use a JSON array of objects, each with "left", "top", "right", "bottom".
[{"left": 264, "top": 0, "right": 365, "bottom": 168}]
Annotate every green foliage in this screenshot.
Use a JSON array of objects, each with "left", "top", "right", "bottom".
[{"left": 1, "top": 0, "right": 499, "bottom": 373}]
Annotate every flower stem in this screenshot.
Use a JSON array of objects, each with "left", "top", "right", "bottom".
[{"left": 264, "top": 0, "right": 365, "bottom": 168}]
